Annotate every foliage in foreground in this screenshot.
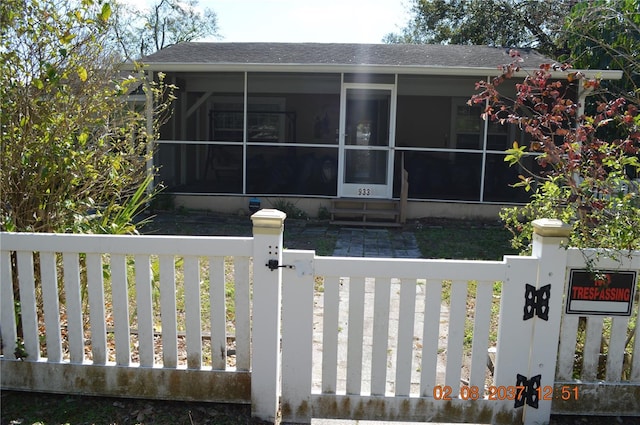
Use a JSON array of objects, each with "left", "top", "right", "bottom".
[
  {"left": 0, "top": 0, "right": 176, "bottom": 234},
  {"left": 470, "top": 51, "right": 640, "bottom": 252}
]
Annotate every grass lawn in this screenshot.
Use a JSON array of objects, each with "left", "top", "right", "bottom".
[{"left": 414, "top": 220, "right": 518, "bottom": 260}]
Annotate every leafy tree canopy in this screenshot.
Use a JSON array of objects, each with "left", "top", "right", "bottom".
[
  {"left": 560, "top": 0, "right": 640, "bottom": 104},
  {"left": 384, "top": 0, "right": 571, "bottom": 55},
  {"left": 110, "top": 0, "right": 220, "bottom": 60},
  {"left": 1, "top": 0, "right": 175, "bottom": 233}
]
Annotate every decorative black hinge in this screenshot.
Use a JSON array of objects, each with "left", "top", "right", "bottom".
[
  {"left": 265, "top": 259, "right": 294, "bottom": 271},
  {"left": 514, "top": 374, "right": 541, "bottom": 409},
  {"left": 523, "top": 284, "right": 551, "bottom": 321}
]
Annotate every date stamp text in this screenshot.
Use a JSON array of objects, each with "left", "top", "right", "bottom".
[{"left": 432, "top": 385, "right": 579, "bottom": 401}]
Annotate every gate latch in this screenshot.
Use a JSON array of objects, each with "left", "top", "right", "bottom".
[{"left": 266, "top": 259, "right": 295, "bottom": 271}]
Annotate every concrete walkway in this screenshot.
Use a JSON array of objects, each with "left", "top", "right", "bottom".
[{"left": 332, "top": 228, "right": 421, "bottom": 258}]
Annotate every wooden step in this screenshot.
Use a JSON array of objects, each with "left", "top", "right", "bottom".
[
  {"left": 330, "top": 198, "right": 401, "bottom": 227},
  {"left": 328, "top": 207, "right": 399, "bottom": 216}
]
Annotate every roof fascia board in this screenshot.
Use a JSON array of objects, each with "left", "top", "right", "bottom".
[{"left": 125, "top": 62, "right": 623, "bottom": 80}]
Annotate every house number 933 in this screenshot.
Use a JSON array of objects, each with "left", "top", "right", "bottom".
[{"left": 357, "top": 188, "right": 371, "bottom": 196}]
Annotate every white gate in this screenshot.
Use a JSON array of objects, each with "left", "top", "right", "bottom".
[{"left": 279, "top": 220, "right": 640, "bottom": 424}]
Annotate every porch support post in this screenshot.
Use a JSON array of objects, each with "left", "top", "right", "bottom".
[
  {"left": 144, "top": 70, "right": 155, "bottom": 195},
  {"left": 525, "top": 219, "right": 572, "bottom": 425},
  {"left": 251, "top": 209, "right": 287, "bottom": 424}
]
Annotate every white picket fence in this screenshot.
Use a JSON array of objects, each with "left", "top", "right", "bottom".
[
  {"left": 0, "top": 232, "right": 254, "bottom": 402},
  {"left": 1, "top": 211, "right": 639, "bottom": 425}
]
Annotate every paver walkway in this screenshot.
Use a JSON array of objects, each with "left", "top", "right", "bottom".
[
  {"left": 147, "top": 213, "right": 422, "bottom": 258},
  {"left": 332, "top": 228, "right": 422, "bottom": 258}
]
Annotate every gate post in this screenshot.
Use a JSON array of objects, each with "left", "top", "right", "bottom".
[
  {"left": 493, "top": 254, "right": 541, "bottom": 424},
  {"left": 251, "top": 209, "right": 287, "bottom": 424},
  {"left": 525, "top": 219, "right": 572, "bottom": 425}
]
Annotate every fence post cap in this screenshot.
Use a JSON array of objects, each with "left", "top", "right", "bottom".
[
  {"left": 251, "top": 209, "right": 287, "bottom": 235},
  {"left": 532, "top": 218, "right": 572, "bottom": 237}
]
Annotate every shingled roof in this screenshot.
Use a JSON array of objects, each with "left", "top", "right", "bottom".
[
  {"left": 138, "top": 42, "right": 557, "bottom": 75},
  {"left": 137, "top": 42, "right": 624, "bottom": 81}
]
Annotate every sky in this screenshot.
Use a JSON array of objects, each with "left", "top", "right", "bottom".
[{"left": 207, "top": 0, "right": 411, "bottom": 44}]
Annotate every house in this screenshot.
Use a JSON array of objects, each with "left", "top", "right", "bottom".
[{"left": 138, "top": 42, "right": 621, "bottom": 221}]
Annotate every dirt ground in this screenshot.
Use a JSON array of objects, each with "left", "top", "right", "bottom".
[{"left": 2, "top": 390, "right": 639, "bottom": 424}]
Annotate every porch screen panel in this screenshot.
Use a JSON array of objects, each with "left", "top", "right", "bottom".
[
  {"left": 246, "top": 146, "right": 337, "bottom": 195},
  {"left": 393, "top": 151, "right": 482, "bottom": 201},
  {"left": 246, "top": 73, "right": 341, "bottom": 144},
  {"left": 451, "top": 99, "right": 483, "bottom": 150},
  {"left": 483, "top": 153, "right": 541, "bottom": 203},
  {"left": 395, "top": 95, "right": 451, "bottom": 148},
  {"left": 161, "top": 72, "right": 244, "bottom": 142},
  {"left": 396, "top": 76, "right": 482, "bottom": 150},
  {"left": 206, "top": 73, "right": 246, "bottom": 142},
  {"left": 155, "top": 143, "right": 243, "bottom": 194}
]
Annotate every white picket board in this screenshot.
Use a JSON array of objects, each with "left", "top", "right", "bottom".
[
  {"left": 0, "top": 232, "right": 253, "bottom": 257},
  {"left": 62, "top": 252, "right": 84, "bottom": 364},
  {"left": 110, "top": 253, "right": 131, "bottom": 366},
  {"left": 395, "top": 278, "right": 417, "bottom": 396},
  {"left": 346, "top": 276, "right": 365, "bottom": 395},
  {"left": 582, "top": 316, "right": 604, "bottom": 381},
  {"left": 16, "top": 251, "right": 39, "bottom": 361},
  {"left": 444, "top": 280, "right": 468, "bottom": 396},
  {"left": 0, "top": 250, "right": 17, "bottom": 357},
  {"left": 86, "top": 253, "right": 107, "bottom": 364},
  {"left": 183, "top": 255, "right": 202, "bottom": 369},
  {"left": 468, "top": 280, "right": 493, "bottom": 390},
  {"left": 315, "top": 256, "right": 505, "bottom": 281},
  {"left": 566, "top": 247, "right": 640, "bottom": 270},
  {"left": 234, "top": 256, "right": 251, "bottom": 371},
  {"left": 605, "top": 316, "right": 630, "bottom": 382},
  {"left": 420, "top": 280, "right": 442, "bottom": 397},
  {"left": 40, "top": 252, "right": 62, "bottom": 363},
  {"left": 135, "top": 254, "right": 154, "bottom": 367},
  {"left": 556, "top": 314, "right": 580, "bottom": 380},
  {"left": 280, "top": 250, "right": 315, "bottom": 423},
  {"left": 159, "top": 254, "right": 178, "bottom": 368},
  {"left": 321, "top": 276, "right": 340, "bottom": 393},
  {"left": 210, "top": 256, "right": 227, "bottom": 370},
  {"left": 370, "top": 277, "right": 391, "bottom": 396}
]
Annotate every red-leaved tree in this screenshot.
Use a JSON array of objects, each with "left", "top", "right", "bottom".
[{"left": 470, "top": 50, "right": 640, "bottom": 252}]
